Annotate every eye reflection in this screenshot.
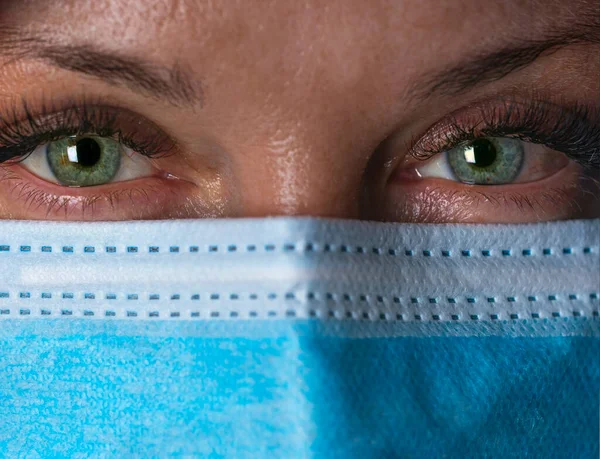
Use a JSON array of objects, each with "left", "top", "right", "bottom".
[{"left": 66, "top": 137, "right": 102, "bottom": 166}]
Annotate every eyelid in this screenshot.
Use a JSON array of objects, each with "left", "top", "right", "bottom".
[
  {"left": 406, "top": 96, "right": 600, "bottom": 169},
  {"left": 0, "top": 97, "right": 178, "bottom": 164}
]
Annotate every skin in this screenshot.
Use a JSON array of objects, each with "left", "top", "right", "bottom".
[{"left": 0, "top": 0, "right": 598, "bottom": 222}]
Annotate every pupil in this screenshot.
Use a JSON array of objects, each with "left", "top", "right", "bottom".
[
  {"left": 75, "top": 138, "right": 102, "bottom": 167},
  {"left": 467, "top": 139, "right": 497, "bottom": 168}
]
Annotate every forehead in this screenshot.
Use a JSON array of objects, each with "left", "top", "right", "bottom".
[
  {"left": 3, "top": 0, "right": 568, "bottom": 74},
  {"left": 1, "top": 0, "right": 595, "bottom": 132}
]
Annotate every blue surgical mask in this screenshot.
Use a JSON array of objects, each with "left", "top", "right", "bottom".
[{"left": 0, "top": 218, "right": 598, "bottom": 458}]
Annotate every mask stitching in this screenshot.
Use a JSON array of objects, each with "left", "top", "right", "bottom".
[
  {"left": 1, "top": 292, "right": 597, "bottom": 302},
  {"left": 1, "top": 308, "right": 598, "bottom": 322},
  {"left": 1, "top": 290, "right": 597, "bottom": 323},
  {"left": 0, "top": 243, "right": 596, "bottom": 257}
]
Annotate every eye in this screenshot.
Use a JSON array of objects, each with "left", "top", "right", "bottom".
[
  {"left": 21, "top": 135, "right": 155, "bottom": 187},
  {"left": 378, "top": 99, "right": 600, "bottom": 223},
  {"left": 0, "top": 102, "right": 228, "bottom": 221},
  {"left": 412, "top": 137, "right": 569, "bottom": 185}
]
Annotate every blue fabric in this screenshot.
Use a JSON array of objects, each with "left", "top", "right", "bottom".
[{"left": 0, "top": 319, "right": 598, "bottom": 458}]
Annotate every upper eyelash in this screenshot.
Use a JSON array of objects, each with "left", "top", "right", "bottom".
[
  {"left": 2, "top": 96, "right": 599, "bottom": 174},
  {"left": 409, "top": 98, "right": 600, "bottom": 170},
  {"left": 0, "top": 97, "right": 174, "bottom": 163}
]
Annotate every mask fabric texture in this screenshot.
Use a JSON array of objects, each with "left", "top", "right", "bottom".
[{"left": 0, "top": 218, "right": 598, "bottom": 458}]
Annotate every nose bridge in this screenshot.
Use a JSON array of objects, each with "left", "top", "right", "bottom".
[
  {"left": 190, "top": 5, "right": 395, "bottom": 219},
  {"left": 201, "top": 14, "right": 395, "bottom": 219},
  {"left": 234, "top": 123, "right": 370, "bottom": 219}
]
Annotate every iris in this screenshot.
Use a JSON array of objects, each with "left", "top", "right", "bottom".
[
  {"left": 447, "top": 137, "right": 524, "bottom": 184},
  {"left": 46, "top": 136, "right": 121, "bottom": 187}
]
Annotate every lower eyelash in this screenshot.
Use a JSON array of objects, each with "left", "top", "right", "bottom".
[
  {"left": 389, "top": 177, "right": 595, "bottom": 223},
  {"left": 0, "top": 165, "right": 182, "bottom": 220},
  {"left": 488, "top": 188, "right": 578, "bottom": 214},
  {"left": 16, "top": 184, "right": 167, "bottom": 219}
]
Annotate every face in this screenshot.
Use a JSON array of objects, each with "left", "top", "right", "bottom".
[{"left": 0, "top": 0, "right": 598, "bottom": 222}]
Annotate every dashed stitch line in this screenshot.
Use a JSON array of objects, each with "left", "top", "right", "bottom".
[
  {"left": 0, "top": 308, "right": 596, "bottom": 322},
  {"left": 0, "top": 243, "right": 596, "bottom": 257},
  {"left": 0, "top": 291, "right": 598, "bottom": 305}
]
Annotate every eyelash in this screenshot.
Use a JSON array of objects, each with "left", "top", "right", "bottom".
[
  {"left": 0, "top": 96, "right": 598, "bottom": 183},
  {"left": 0, "top": 97, "right": 175, "bottom": 163},
  {"left": 409, "top": 98, "right": 600, "bottom": 170}
]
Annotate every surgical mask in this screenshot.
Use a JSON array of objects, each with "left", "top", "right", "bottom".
[{"left": 0, "top": 217, "right": 598, "bottom": 458}]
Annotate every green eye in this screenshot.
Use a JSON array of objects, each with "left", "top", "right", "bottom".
[
  {"left": 447, "top": 137, "right": 524, "bottom": 185},
  {"left": 46, "top": 136, "right": 122, "bottom": 187}
]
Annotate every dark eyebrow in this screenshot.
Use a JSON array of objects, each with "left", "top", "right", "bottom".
[
  {"left": 413, "top": 12, "right": 600, "bottom": 101},
  {"left": 0, "top": 28, "right": 201, "bottom": 107}
]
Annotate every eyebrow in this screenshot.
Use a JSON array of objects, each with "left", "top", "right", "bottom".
[
  {"left": 0, "top": 28, "right": 201, "bottom": 107},
  {"left": 413, "top": 12, "right": 600, "bottom": 101},
  {"left": 0, "top": 13, "right": 598, "bottom": 108}
]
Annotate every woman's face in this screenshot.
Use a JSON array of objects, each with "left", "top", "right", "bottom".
[{"left": 0, "top": 0, "right": 598, "bottom": 222}]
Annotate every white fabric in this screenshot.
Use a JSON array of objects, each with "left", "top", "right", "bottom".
[{"left": 0, "top": 218, "right": 598, "bottom": 324}]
